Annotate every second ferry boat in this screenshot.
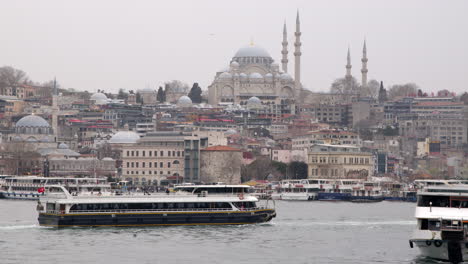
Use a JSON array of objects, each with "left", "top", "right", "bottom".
[{"left": 37, "top": 184, "right": 276, "bottom": 227}]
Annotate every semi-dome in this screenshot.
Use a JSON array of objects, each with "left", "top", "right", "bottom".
[
  {"left": 16, "top": 115, "right": 50, "bottom": 128},
  {"left": 247, "top": 96, "right": 262, "bottom": 105},
  {"left": 265, "top": 73, "right": 273, "bottom": 82},
  {"left": 109, "top": 131, "right": 140, "bottom": 144},
  {"left": 90, "top": 92, "right": 108, "bottom": 101},
  {"left": 177, "top": 95, "right": 193, "bottom": 107},
  {"left": 234, "top": 45, "right": 271, "bottom": 58},
  {"left": 102, "top": 157, "right": 114, "bottom": 161},
  {"left": 239, "top": 73, "right": 248, "bottom": 80},
  {"left": 218, "top": 72, "right": 232, "bottom": 80},
  {"left": 138, "top": 87, "right": 155, "bottom": 93},
  {"left": 230, "top": 61, "right": 239, "bottom": 67},
  {"left": 280, "top": 73, "right": 293, "bottom": 81},
  {"left": 249, "top": 72, "right": 263, "bottom": 79}
]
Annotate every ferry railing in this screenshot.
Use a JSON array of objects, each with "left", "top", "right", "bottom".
[{"left": 45, "top": 206, "right": 271, "bottom": 214}]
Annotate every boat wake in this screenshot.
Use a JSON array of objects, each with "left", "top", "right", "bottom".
[
  {"left": 279, "top": 220, "right": 415, "bottom": 227},
  {"left": 0, "top": 224, "right": 39, "bottom": 230}
]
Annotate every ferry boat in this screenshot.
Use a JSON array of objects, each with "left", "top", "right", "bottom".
[
  {"left": 0, "top": 176, "right": 110, "bottom": 200},
  {"left": 409, "top": 180, "right": 468, "bottom": 263},
  {"left": 37, "top": 184, "right": 276, "bottom": 227}
]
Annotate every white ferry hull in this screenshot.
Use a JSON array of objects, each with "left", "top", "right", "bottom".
[
  {"left": 0, "top": 191, "right": 42, "bottom": 200},
  {"left": 280, "top": 193, "right": 316, "bottom": 201},
  {"left": 411, "top": 240, "right": 467, "bottom": 263}
]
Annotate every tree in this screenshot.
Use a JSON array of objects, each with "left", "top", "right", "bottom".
[
  {"left": 188, "top": 83, "right": 202, "bottom": 103},
  {"left": 288, "top": 161, "right": 308, "bottom": 179},
  {"left": 361, "top": 79, "right": 380, "bottom": 98},
  {"left": 164, "top": 80, "right": 190, "bottom": 93},
  {"left": 330, "top": 77, "right": 360, "bottom": 94},
  {"left": 117, "top": 88, "right": 128, "bottom": 100},
  {"left": 0, "top": 66, "right": 30, "bottom": 96},
  {"left": 387, "top": 83, "right": 419, "bottom": 100},
  {"left": 157, "top": 86, "right": 165, "bottom": 103},
  {"left": 136, "top": 92, "right": 142, "bottom": 104}
]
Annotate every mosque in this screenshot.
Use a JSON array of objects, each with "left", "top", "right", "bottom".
[{"left": 208, "top": 12, "right": 303, "bottom": 107}]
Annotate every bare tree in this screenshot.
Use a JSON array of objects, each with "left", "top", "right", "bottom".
[
  {"left": 360, "top": 79, "right": 380, "bottom": 98},
  {"left": 330, "top": 77, "right": 360, "bottom": 94},
  {"left": 0, "top": 66, "right": 30, "bottom": 96},
  {"left": 387, "top": 83, "right": 419, "bottom": 100},
  {"left": 164, "top": 80, "right": 190, "bottom": 93}
]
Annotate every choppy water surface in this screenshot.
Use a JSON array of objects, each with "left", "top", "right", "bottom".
[{"left": 0, "top": 200, "right": 437, "bottom": 264}]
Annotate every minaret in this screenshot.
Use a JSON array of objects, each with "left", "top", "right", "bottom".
[
  {"left": 52, "top": 78, "right": 59, "bottom": 142},
  {"left": 346, "top": 47, "right": 352, "bottom": 78},
  {"left": 361, "top": 40, "right": 368, "bottom": 88},
  {"left": 294, "top": 10, "right": 302, "bottom": 89},
  {"left": 281, "top": 22, "right": 288, "bottom": 73}
]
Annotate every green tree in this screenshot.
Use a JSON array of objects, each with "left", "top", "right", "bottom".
[
  {"left": 288, "top": 161, "right": 308, "bottom": 179},
  {"left": 136, "top": 92, "right": 142, "bottom": 104},
  {"left": 157, "top": 86, "right": 164, "bottom": 103},
  {"left": 188, "top": 82, "right": 202, "bottom": 103},
  {"left": 117, "top": 88, "right": 128, "bottom": 100}
]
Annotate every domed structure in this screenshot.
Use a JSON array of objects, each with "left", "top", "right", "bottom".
[
  {"left": 90, "top": 92, "right": 108, "bottom": 101},
  {"left": 218, "top": 72, "right": 232, "bottom": 80},
  {"left": 234, "top": 45, "right": 272, "bottom": 58},
  {"left": 90, "top": 92, "right": 109, "bottom": 105},
  {"left": 280, "top": 73, "right": 293, "bottom": 81},
  {"left": 225, "top": 129, "right": 238, "bottom": 135},
  {"left": 265, "top": 73, "right": 273, "bottom": 82},
  {"left": 177, "top": 96, "right": 193, "bottom": 107},
  {"left": 16, "top": 115, "right": 50, "bottom": 128},
  {"left": 247, "top": 96, "right": 262, "bottom": 105},
  {"left": 109, "top": 131, "right": 140, "bottom": 144},
  {"left": 58, "top": 143, "right": 69, "bottom": 149}
]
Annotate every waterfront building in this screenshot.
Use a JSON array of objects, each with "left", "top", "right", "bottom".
[{"left": 307, "top": 144, "right": 374, "bottom": 179}]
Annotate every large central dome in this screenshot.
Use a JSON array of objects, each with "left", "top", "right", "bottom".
[{"left": 234, "top": 45, "right": 271, "bottom": 58}]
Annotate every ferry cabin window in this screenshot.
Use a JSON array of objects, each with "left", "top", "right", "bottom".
[
  {"left": 233, "top": 202, "right": 256, "bottom": 209},
  {"left": 417, "top": 195, "right": 450, "bottom": 207},
  {"left": 69, "top": 202, "right": 233, "bottom": 211}
]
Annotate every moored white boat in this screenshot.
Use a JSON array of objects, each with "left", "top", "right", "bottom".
[{"left": 409, "top": 180, "right": 468, "bottom": 263}]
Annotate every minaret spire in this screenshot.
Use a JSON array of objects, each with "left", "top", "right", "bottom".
[
  {"left": 52, "top": 77, "right": 59, "bottom": 142},
  {"left": 361, "top": 39, "right": 368, "bottom": 88},
  {"left": 346, "top": 46, "right": 352, "bottom": 78},
  {"left": 294, "top": 10, "right": 302, "bottom": 89},
  {"left": 281, "top": 21, "right": 288, "bottom": 73}
]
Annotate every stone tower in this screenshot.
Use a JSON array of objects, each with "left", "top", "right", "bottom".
[
  {"left": 52, "top": 78, "right": 59, "bottom": 141},
  {"left": 294, "top": 11, "right": 302, "bottom": 89},
  {"left": 281, "top": 22, "right": 288, "bottom": 73},
  {"left": 361, "top": 40, "right": 368, "bottom": 88}
]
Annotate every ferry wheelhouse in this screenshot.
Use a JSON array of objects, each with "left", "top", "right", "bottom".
[
  {"left": 0, "top": 176, "right": 110, "bottom": 200},
  {"left": 37, "top": 184, "right": 276, "bottom": 227},
  {"left": 409, "top": 181, "right": 468, "bottom": 263}
]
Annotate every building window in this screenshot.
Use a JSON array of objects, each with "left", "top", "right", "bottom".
[
  {"left": 149, "top": 162, "right": 152, "bottom": 168},
  {"left": 160, "top": 162, "right": 163, "bottom": 168},
  {"left": 127, "top": 151, "right": 130, "bottom": 157},
  {"left": 142, "top": 151, "right": 145, "bottom": 157},
  {"left": 154, "top": 162, "right": 157, "bottom": 168},
  {"left": 131, "top": 162, "right": 134, "bottom": 168},
  {"left": 149, "top": 151, "right": 152, "bottom": 157},
  {"left": 131, "top": 151, "right": 134, "bottom": 156},
  {"left": 142, "top": 162, "right": 145, "bottom": 168},
  {"left": 126, "top": 162, "right": 129, "bottom": 168},
  {"left": 168, "top": 162, "right": 171, "bottom": 168},
  {"left": 136, "top": 151, "right": 139, "bottom": 157},
  {"left": 136, "top": 162, "right": 139, "bottom": 168},
  {"left": 160, "top": 151, "right": 163, "bottom": 156}
]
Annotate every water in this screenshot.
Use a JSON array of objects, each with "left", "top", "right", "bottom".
[{"left": 0, "top": 200, "right": 436, "bottom": 264}]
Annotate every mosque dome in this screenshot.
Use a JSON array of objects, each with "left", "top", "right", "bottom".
[
  {"left": 239, "top": 73, "right": 248, "bottom": 81},
  {"left": 16, "top": 115, "right": 50, "bottom": 128},
  {"left": 138, "top": 87, "right": 155, "bottom": 93},
  {"left": 225, "top": 129, "right": 238, "bottom": 135},
  {"left": 26, "top": 137, "right": 38, "bottom": 142},
  {"left": 90, "top": 92, "right": 108, "bottom": 101},
  {"left": 230, "top": 61, "right": 239, "bottom": 67},
  {"left": 234, "top": 45, "right": 271, "bottom": 58},
  {"left": 177, "top": 96, "right": 193, "bottom": 107},
  {"left": 109, "top": 131, "right": 140, "bottom": 144},
  {"left": 102, "top": 157, "right": 114, "bottom": 161},
  {"left": 265, "top": 73, "right": 273, "bottom": 82},
  {"left": 280, "top": 73, "right": 293, "bottom": 81},
  {"left": 58, "top": 143, "right": 69, "bottom": 149},
  {"left": 247, "top": 96, "right": 262, "bottom": 105},
  {"left": 218, "top": 72, "right": 232, "bottom": 80}
]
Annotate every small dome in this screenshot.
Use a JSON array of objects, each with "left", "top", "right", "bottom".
[
  {"left": 109, "top": 131, "right": 140, "bottom": 144},
  {"left": 26, "top": 137, "right": 38, "bottom": 142},
  {"left": 225, "top": 129, "right": 238, "bottom": 135},
  {"left": 138, "top": 87, "right": 155, "bottom": 93},
  {"left": 239, "top": 73, "right": 248, "bottom": 79},
  {"left": 230, "top": 61, "right": 239, "bottom": 67},
  {"left": 218, "top": 72, "right": 232, "bottom": 80},
  {"left": 177, "top": 96, "right": 193, "bottom": 107},
  {"left": 16, "top": 115, "right": 50, "bottom": 128},
  {"left": 90, "top": 93, "right": 108, "bottom": 101},
  {"left": 234, "top": 45, "right": 272, "bottom": 58},
  {"left": 247, "top": 96, "right": 261, "bottom": 105},
  {"left": 58, "top": 143, "right": 69, "bottom": 149},
  {"left": 249, "top": 72, "right": 263, "bottom": 79},
  {"left": 102, "top": 157, "right": 114, "bottom": 161},
  {"left": 265, "top": 73, "right": 273, "bottom": 82},
  {"left": 280, "top": 73, "right": 293, "bottom": 81}
]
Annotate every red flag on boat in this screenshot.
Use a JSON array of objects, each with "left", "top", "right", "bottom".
[{"left": 37, "top": 187, "right": 45, "bottom": 193}]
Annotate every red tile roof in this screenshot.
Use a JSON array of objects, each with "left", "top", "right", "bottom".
[{"left": 202, "top": 145, "right": 242, "bottom": 152}]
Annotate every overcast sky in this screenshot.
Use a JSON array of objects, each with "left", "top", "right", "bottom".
[{"left": 1, "top": 0, "right": 467, "bottom": 94}]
